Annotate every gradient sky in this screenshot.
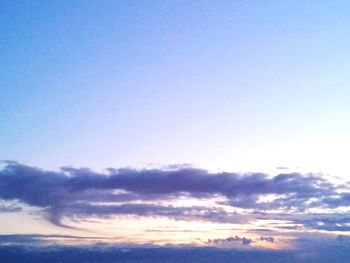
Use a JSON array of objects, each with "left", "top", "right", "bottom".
[
  {"left": 2, "top": 0, "right": 350, "bottom": 173},
  {"left": 2, "top": 1, "right": 350, "bottom": 261}
]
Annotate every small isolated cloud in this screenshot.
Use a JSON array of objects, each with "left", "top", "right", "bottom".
[
  {"left": 208, "top": 235, "right": 253, "bottom": 245},
  {"left": 208, "top": 235, "right": 275, "bottom": 247},
  {"left": 260, "top": 236, "right": 274, "bottom": 242}
]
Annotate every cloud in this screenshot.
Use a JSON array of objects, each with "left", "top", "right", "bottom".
[
  {"left": 293, "top": 214, "right": 350, "bottom": 232},
  {"left": 53, "top": 203, "right": 241, "bottom": 224},
  {"left": 319, "top": 193, "right": 350, "bottom": 208},
  {"left": 0, "top": 234, "right": 101, "bottom": 246},
  {"left": 260, "top": 236, "right": 274, "bottom": 242},
  {"left": 208, "top": 235, "right": 253, "bottom": 245},
  {"left": 208, "top": 235, "right": 275, "bottom": 246},
  {"left": 0, "top": 233, "right": 349, "bottom": 263},
  {"left": 1, "top": 241, "right": 350, "bottom": 263},
  {"left": 0, "top": 162, "right": 349, "bottom": 231},
  {"left": 0, "top": 202, "right": 22, "bottom": 213}
]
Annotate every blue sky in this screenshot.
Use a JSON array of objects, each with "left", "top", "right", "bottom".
[
  {"left": 2, "top": 1, "right": 350, "bottom": 260},
  {"left": 2, "top": 0, "right": 350, "bottom": 172}
]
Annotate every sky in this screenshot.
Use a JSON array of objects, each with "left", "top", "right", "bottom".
[{"left": 1, "top": 0, "right": 350, "bottom": 262}]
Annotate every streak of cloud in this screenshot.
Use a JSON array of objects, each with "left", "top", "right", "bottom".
[{"left": 0, "top": 162, "right": 349, "bottom": 232}]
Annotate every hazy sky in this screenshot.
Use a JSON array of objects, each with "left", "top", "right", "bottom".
[{"left": 1, "top": 1, "right": 350, "bottom": 260}]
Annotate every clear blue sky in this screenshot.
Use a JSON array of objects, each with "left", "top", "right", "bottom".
[{"left": 1, "top": 0, "right": 350, "bottom": 174}]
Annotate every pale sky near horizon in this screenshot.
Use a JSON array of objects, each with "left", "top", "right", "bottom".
[{"left": 1, "top": 0, "right": 350, "bottom": 177}]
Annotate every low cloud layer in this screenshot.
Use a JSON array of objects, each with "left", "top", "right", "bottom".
[
  {"left": 1, "top": 240, "right": 350, "bottom": 263},
  {"left": 0, "top": 162, "right": 350, "bottom": 233}
]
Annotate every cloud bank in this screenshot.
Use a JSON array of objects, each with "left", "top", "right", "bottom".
[
  {"left": 0, "top": 162, "right": 350, "bottom": 233},
  {"left": 1, "top": 240, "right": 350, "bottom": 263}
]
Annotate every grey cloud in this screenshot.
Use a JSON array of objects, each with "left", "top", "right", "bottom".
[
  {"left": 1, "top": 235, "right": 350, "bottom": 262},
  {"left": 0, "top": 202, "right": 22, "bottom": 213},
  {"left": 0, "top": 244, "right": 342, "bottom": 263},
  {"left": 0, "top": 162, "right": 348, "bottom": 229},
  {"left": 260, "top": 236, "right": 274, "bottom": 242},
  {"left": 208, "top": 235, "right": 253, "bottom": 245},
  {"left": 0, "top": 234, "right": 101, "bottom": 246},
  {"left": 208, "top": 235, "right": 275, "bottom": 246},
  {"left": 319, "top": 193, "right": 350, "bottom": 208},
  {"left": 55, "top": 203, "right": 240, "bottom": 224},
  {"left": 295, "top": 215, "right": 350, "bottom": 232}
]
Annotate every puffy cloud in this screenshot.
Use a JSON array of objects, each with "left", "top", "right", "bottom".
[
  {"left": 208, "top": 235, "right": 275, "bottom": 246},
  {"left": 208, "top": 235, "right": 253, "bottom": 245}
]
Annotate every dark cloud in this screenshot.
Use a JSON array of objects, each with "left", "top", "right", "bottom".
[
  {"left": 1, "top": 242, "right": 350, "bottom": 263},
  {"left": 293, "top": 214, "right": 350, "bottom": 232},
  {"left": 0, "top": 162, "right": 349, "bottom": 230},
  {"left": 208, "top": 235, "right": 253, "bottom": 245},
  {"left": 260, "top": 236, "right": 274, "bottom": 242},
  {"left": 319, "top": 193, "right": 350, "bottom": 208},
  {"left": 208, "top": 235, "right": 275, "bottom": 246},
  {"left": 1, "top": 233, "right": 350, "bottom": 263},
  {"left": 0, "top": 245, "right": 302, "bottom": 263}
]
